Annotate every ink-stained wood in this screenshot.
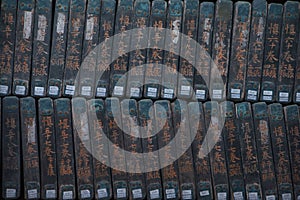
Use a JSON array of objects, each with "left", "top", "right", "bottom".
[
  {"left": 20, "top": 97, "right": 41, "bottom": 199},
  {"left": 47, "top": 0, "right": 71, "bottom": 98},
  {"left": 94, "top": 0, "right": 116, "bottom": 98},
  {"left": 253, "top": 102, "right": 278, "bottom": 199},
  {"left": 87, "top": 99, "right": 112, "bottom": 200},
  {"left": 236, "top": 102, "right": 262, "bottom": 199},
  {"left": 268, "top": 103, "right": 293, "bottom": 199},
  {"left": 188, "top": 102, "right": 213, "bottom": 200},
  {"left": 62, "top": 0, "right": 87, "bottom": 97},
  {"left": 276, "top": 1, "right": 300, "bottom": 103},
  {"left": 161, "top": 0, "right": 182, "bottom": 100},
  {"left": 31, "top": 0, "right": 53, "bottom": 97},
  {"left": 78, "top": 0, "right": 101, "bottom": 98},
  {"left": 38, "top": 98, "right": 58, "bottom": 199},
  {"left": 193, "top": 2, "right": 213, "bottom": 101},
  {"left": 2, "top": 96, "right": 21, "bottom": 199},
  {"left": 245, "top": 0, "right": 267, "bottom": 102},
  {"left": 221, "top": 101, "right": 245, "bottom": 200},
  {"left": 138, "top": 99, "right": 163, "bottom": 200},
  {"left": 12, "top": 0, "right": 35, "bottom": 96},
  {"left": 125, "top": 0, "right": 150, "bottom": 99},
  {"left": 260, "top": 4, "right": 283, "bottom": 103},
  {"left": 227, "top": 2, "right": 251, "bottom": 101},
  {"left": 0, "top": 0, "right": 17, "bottom": 96},
  {"left": 54, "top": 98, "right": 76, "bottom": 200},
  {"left": 143, "top": 0, "right": 167, "bottom": 100}
]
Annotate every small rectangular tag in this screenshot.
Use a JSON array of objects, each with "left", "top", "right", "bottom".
[
  {"left": 166, "top": 189, "right": 176, "bottom": 199},
  {"left": 0, "top": 85, "right": 8, "bottom": 94},
  {"left": 132, "top": 188, "right": 142, "bottom": 199},
  {"left": 113, "top": 86, "right": 124, "bottom": 96},
  {"left": 97, "top": 188, "right": 108, "bottom": 198},
  {"left": 96, "top": 87, "right": 106, "bottom": 97},
  {"left": 182, "top": 190, "right": 192, "bottom": 200},
  {"left": 34, "top": 86, "right": 44, "bottom": 96},
  {"left": 49, "top": 86, "right": 59, "bottom": 95},
  {"left": 46, "top": 190, "right": 56, "bottom": 199},
  {"left": 130, "top": 87, "right": 140, "bottom": 97},
  {"left": 15, "top": 85, "right": 26, "bottom": 95},
  {"left": 80, "top": 189, "right": 91, "bottom": 199},
  {"left": 23, "top": 11, "right": 33, "bottom": 39},
  {"left": 200, "top": 190, "right": 210, "bottom": 197},
  {"left": 65, "top": 85, "right": 75, "bottom": 95},
  {"left": 27, "top": 189, "right": 38, "bottom": 199},
  {"left": 62, "top": 191, "right": 73, "bottom": 200},
  {"left": 57, "top": 13, "right": 65, "bottom": 34},
  {"left": 117, "top": 188, "right": 127, "bottom": 198},
  {"left": 6, "top": 189, "right": 17, "bottom": 198},
  {"left": 147, "top": 87, "right": 157, "bottom": 98},
  {"left": 150, "top": 189, "right": 160, "bottom": 199},
  {"left": 217, "top": 192, "right": 227, "bottom": 200},
  {"left": 81, "top": 86, "right": 92, "bottom": 96}
]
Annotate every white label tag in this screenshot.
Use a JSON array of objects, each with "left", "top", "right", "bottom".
[
  {"left": 296, "top": 93, "right": 300, "bottom": 102},
  {"left": 85, "top": 17, "right": 95, "bottom": 40},
  {"left": 28, "top": 189, "right": 38, "bottom": 199},
  {"left": 279, "top": 92, "right": 289, "bottom": 102},
  {"left": 247, "top": 90, "right": 258, "bottom": 100},
  {"left": 23, "top": 11, "right": 32, "bottom": 39},
  {"left": 150, "top": 189, "right": 160, "bottom": 199},
  {"left": 46, "top": 190, "right": 56, "bottom": 199},
  {"left": 200, "top": 190, "right": 209, "bottom": 197},
  {"left": 28, "top": 120, "right": 36, "bottom": 143},
  {"left": 233, "top": 191, "right": 244, "bottom": 200},
  {"left": 231, "top": 88, "right": 241, "bottom": 99},
  {"left": 37, "top": 15, "right": 47, "bottom": 41},
  {"left": 130, "top": 87, "right": 140, "bottom": 97},
  {"left": 96, "top": 87, "right": 106, "bottom": 97},
  {"left": 217, "top": 192, "right": 227, "bottom": 200},
  {"left": 166, "top": 189, "right": 176, "bottom": 199},
  {"left": 196, "top": 89, "right": 206, "bottom": 99},
  {"left": 65, "top": 85, "right": 75, "bottom": 95},
  {"left": 180, "top": 85, "right": 191, "bottom": 95},
  {"left": 80, "top": 189, "right": 91, "bottom": 199},
  {"left": 147, "top": 87, "right": 157, "bottom": 97},
  {"left": 97, "top": 188, "right": 108, "bottom": 198},
  {"left": 0, "top": 85, "right": 8, "bottom": 94},
  {"left": 164, "top": 88, "right": 174, "bottom": 94},
  {"left": 15, "top": 85, "right": 26, "bottom": 95},
  {"left": 49, "top": 86, "right": 59, "bottom": 95},
  {"left": 117, "top": 188, "right": 126, "bottom": 198},
  {"left": 113, "top": 86, "right": 124, "bottom": 96},
  {"left": 132, "top": 188, "right": 142, "bottom": 199},
  {"left": 164, "top": 88, "right": 174, "bottom": 98},
  {"left": 172, "top": 20, "right": 180, "bottom": 44},
  {"left": 81, "top": 86, "right": 92, "bottom": 96},
  {"left": 79, "top": 114, "right": 90, "bottom": 141},
  {"left": 282, "top": 193, "right": 292, "bottom": 200},
  {"left": 248, "top": 192, "right": 258, "bottom": 200},
  {"left": 266, "top": 195, "right": 276, "bottom": 200},
  {"left": 163, "top": 93, "right": 173, "bottom": 99},
  {"left": 297, "top": 195, "right": 300, "bottom": 200},
  {"left": 248, "top": 90, "right": 257, "bottom": 95},
  {"left": 204, "top": 18, "right": 212, "bottom": 45},
  {"left": 63, "top": 191, "right": 73, "bottom": 199},
  {"left": 34, "top": 86, "right": 44, "bottom": 96},
  {"left": 57, "top": 13, "right": 66, "bottom": 34},
  {"left": 6, "top": 189, "right": 17, "bottom": 198},
  {"left": 212, "top": 89, "right": 222, "bottom": 99},
  {"left": 263, "top": 90, "right": 273, "bottom": 96},
  {"left": 263, "top": 95, "right": 272, "bottom": 101},
  {"left": 182, "top": 190, "right": 192, "bottom": 200}
]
